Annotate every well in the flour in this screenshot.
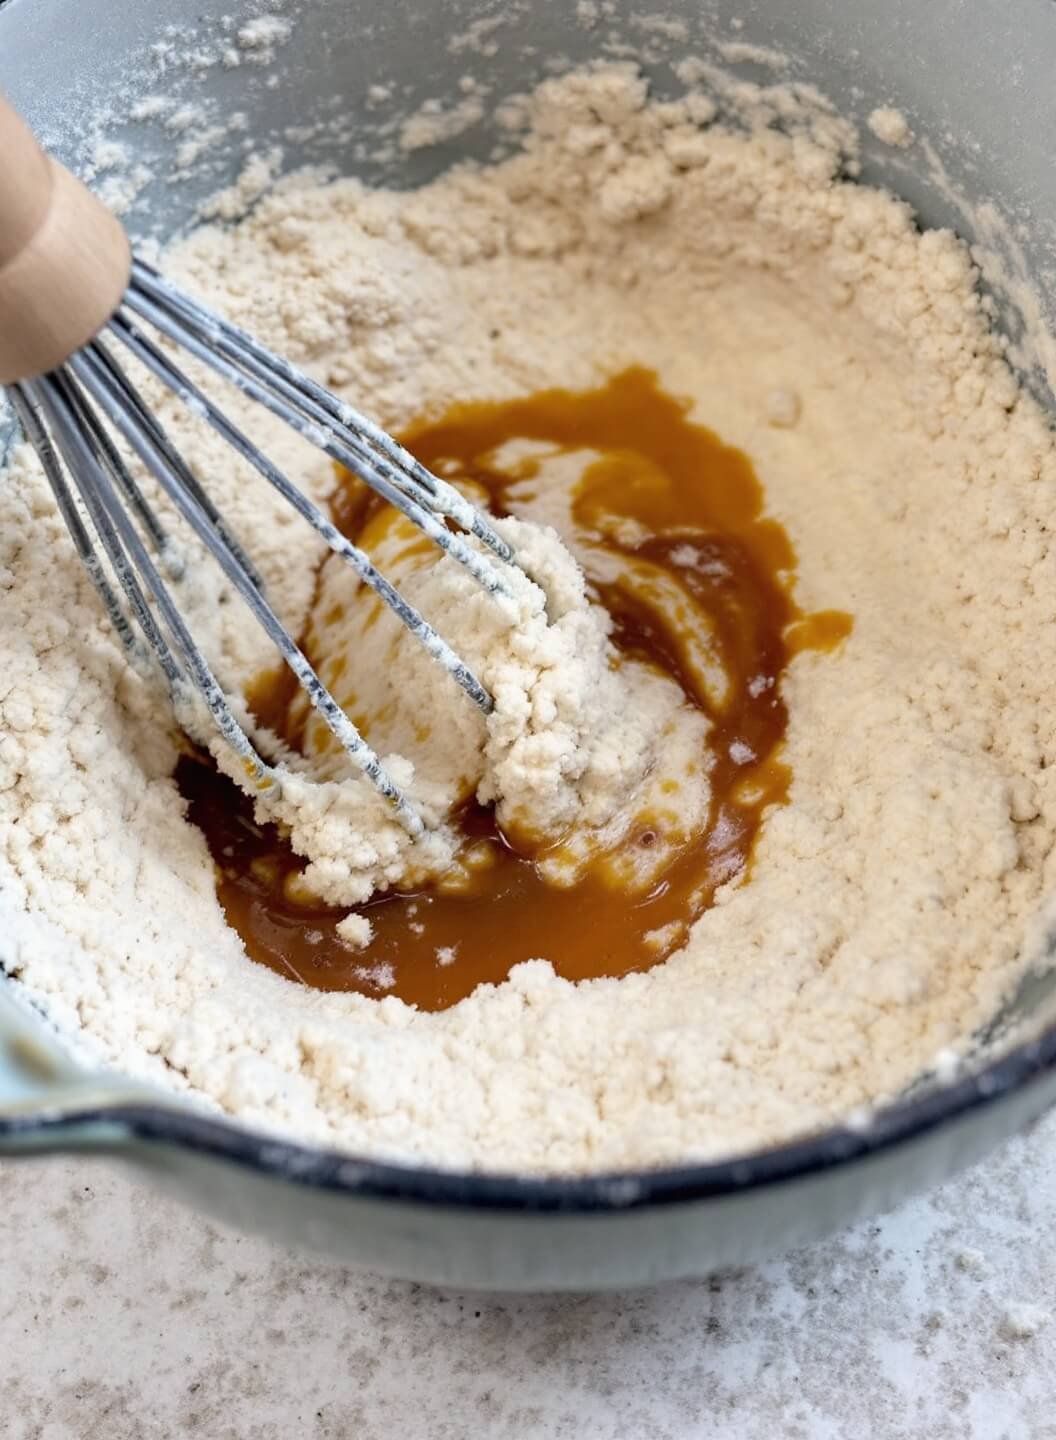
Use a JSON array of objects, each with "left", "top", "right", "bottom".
[{"left": 181, "top": 367, "right": 850, "bottom": 1010}]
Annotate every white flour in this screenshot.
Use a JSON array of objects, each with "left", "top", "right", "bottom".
[
  {"left": 867, "top": 106, "right": 914, "bottom": 148},
  {"left": 3, "top": 64, "right": 1056, "bottom": 1172}
]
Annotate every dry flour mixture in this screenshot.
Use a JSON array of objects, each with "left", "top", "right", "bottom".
[{"left": 3, "top": 64, "right": 1056, "bottom": 1172}]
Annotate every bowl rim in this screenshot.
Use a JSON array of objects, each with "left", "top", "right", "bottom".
[{"left": 6, "top": 1013, "right": 1055, "bottom": 1211}]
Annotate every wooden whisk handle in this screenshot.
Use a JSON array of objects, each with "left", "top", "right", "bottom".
[{"left": 0, "top": 93, "right": 131, "bottom": 385}]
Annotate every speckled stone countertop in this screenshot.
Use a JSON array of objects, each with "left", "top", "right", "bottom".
[{"left": 4, "top": 1113, "right": 1056, "bottom": 1439}]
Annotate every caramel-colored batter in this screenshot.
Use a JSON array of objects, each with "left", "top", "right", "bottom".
[{"left": 179, "top": 369, "right": 850, "bottom": 1010}]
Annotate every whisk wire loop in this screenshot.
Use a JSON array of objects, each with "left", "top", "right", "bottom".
[
  {"left": 8, "top": 385, "right": 143, "bottom": 661},
  {"left": 31, "top": 370, "right": 241, "bottom": 740},
  {"left": 5, "top": 261, "right": 516, "bottom": 830},
  {"left": 68, "top": 346, "right": 424, "bottom": 832},
  {"left": 103, "top": 316, "right": 494, "bottom": 714}
]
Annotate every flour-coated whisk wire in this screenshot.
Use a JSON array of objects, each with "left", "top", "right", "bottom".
[{"left": 6, "top": 262, "right": 521, "bottom": 836}]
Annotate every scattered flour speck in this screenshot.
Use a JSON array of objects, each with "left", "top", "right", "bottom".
[{"left": 868, "top": 106, "right": 914, "bottom": 148}]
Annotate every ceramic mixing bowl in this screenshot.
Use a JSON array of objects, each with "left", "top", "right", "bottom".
[{"left": 3, "top": 0, "right": 1056, "bottom": 1290}]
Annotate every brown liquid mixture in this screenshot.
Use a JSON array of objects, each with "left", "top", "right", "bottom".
[{"left": 179, "top": 369, "right": 851, "bottom": 1010}]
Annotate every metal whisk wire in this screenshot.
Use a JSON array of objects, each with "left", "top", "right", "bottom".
[{"left": 6, "top": 260, "right": 518, "bottom": 836}]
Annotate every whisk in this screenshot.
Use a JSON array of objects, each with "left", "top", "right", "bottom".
[{"left": 0, "top": 95, "right": 519, "bottom": 837}]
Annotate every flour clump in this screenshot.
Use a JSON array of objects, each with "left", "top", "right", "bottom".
[{"left": 238, "top": 509, "right": 708, "bottom": 907}]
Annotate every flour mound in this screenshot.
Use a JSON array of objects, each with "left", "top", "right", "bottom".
[{"left": 3, "top": 62, "right": 1056, "bottom": 1174}]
